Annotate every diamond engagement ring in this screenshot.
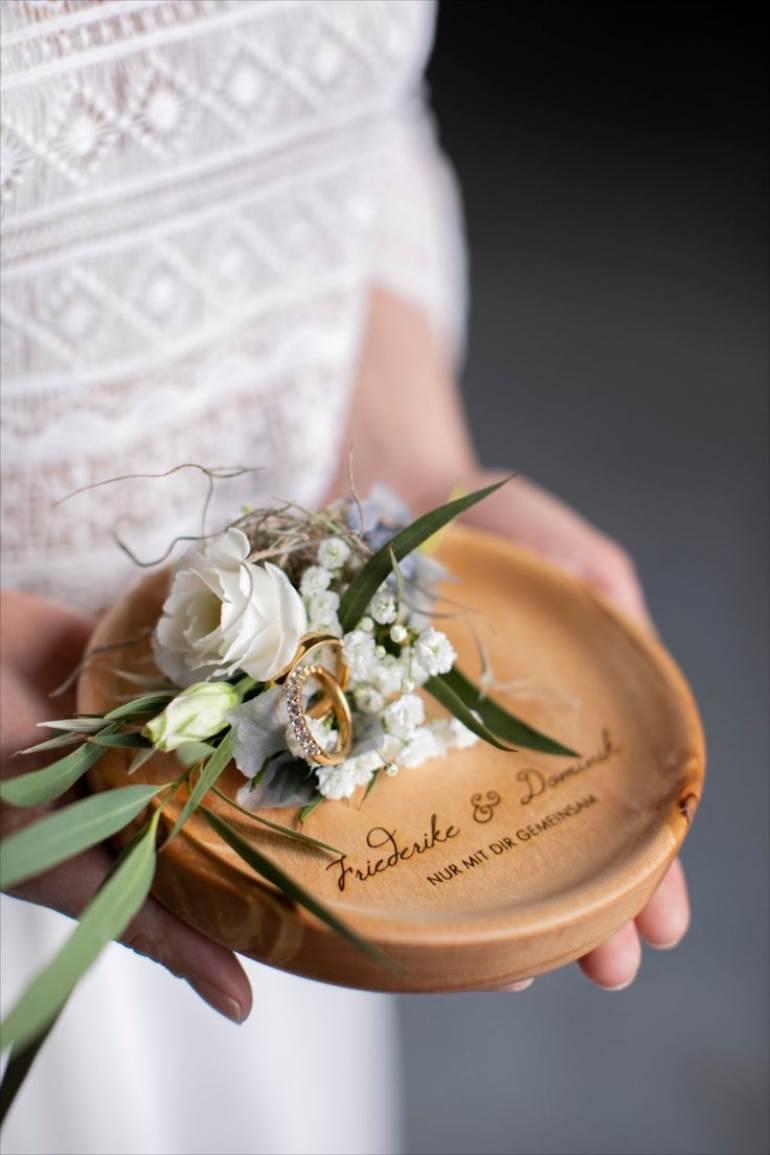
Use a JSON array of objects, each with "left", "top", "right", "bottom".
[{"left": 279, "top": 634, "right": 352, "bottom": 766}]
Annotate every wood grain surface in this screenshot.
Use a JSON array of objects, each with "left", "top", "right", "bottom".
[{"left": 79, "top": 525, "right": 705, "bottom": 991}]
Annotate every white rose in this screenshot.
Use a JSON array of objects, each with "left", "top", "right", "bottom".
[{"left": 153, "top": 528, "right": 307, "bottom": 686}]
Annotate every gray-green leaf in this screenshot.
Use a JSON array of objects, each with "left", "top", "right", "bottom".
[
  {"left": 0, "top": 725, "right": 119, "bottom": 809},
  {"left": 201, "top": 805, "right": 395, "bottom": 970},
  {"left": 424, "top": 675, "right": 518, "bottom": 751},
  {"left": 167, "top": 732, "right": 233, "bottom": 841},
  {"left": 1, "top": 784, "right": 163, "bottom": 890},
  {"left": 433, "top": 667, "right": 578, "bottom": 757},
  {"left": 338, "top": 476, "right": 512, "bottom": 632},
  {"left": 0, "top": 811, "right": 160, "bottom": 1051}
]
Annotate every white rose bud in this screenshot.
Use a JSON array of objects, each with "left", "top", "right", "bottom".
[{"left": 143, "top": 682, "right": 240, "bottom": 752}]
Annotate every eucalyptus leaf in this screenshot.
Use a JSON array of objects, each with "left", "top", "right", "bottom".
[
  {"left": 435, "top": 667, "right": 578, "bottom": 757},
  {"left": 211, "top": 786, "right": 340, "bottom": 855},
  {"left": 1, "top": 811, "right": 160, "bottom": 1051},
  {"left": 0, "top": 1013, "right": 61, "bottom": 1127},
  {"left": 338, "top": 476, "right": 512, "bottom": 632},
  {"left": 127, "top": 748, "right": 156, "bottom": 776},
  {"left": 424, "top": 675, "right": 518, "bottom": 752},
  {"left": 200, "top": 806, "right": 394, "bottom": 969},
  {"left": 86, "top": 732, "right": 152, "bottom": 750},
  {"left": 37, "top": 717, "right": 106, "bottom": 733},
  {"left": 363, "top": 769, "right": 380, "bottom": 801},
  {"left": 166, "top": 732, "right": 233, "bottom": 841},
  {"left": 0, "top": 725, "right": 119, "bottom": 809},
  {"left": 1, "top": 784, "right": 163, "bottom": 889},
  {"left": 16, "top": 732, "right": 82, "bottom": 757},
  {"left": 104, "top": 693, "right": 175, "bottom": 721},
  {"left": 298, "top": 793, "right": 324, "bottom": 823}
]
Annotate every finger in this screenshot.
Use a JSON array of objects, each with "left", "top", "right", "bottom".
[
  {"left": 499, "top": 978, "right": 535, "bottom": 992},
  {"left": 578, "top": 920, "right": 642, "bottom": 991},
  {"left": 123, "top": 896, "right": 252, "bottom": 1024},
  {"left": 11, "top": 845, "right": 252, "bottom": 1024},
  {"left": 635, "top": 858, "right": 690, "bottom": 949}
]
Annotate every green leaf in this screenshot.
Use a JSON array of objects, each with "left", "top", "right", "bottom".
[
  {"left": 424, "top": 675, "right": 518, "bottom": 751},
  {"left": 200, "top": 806, "right": 396, "bottom": 970},
  {"left": 338, "top": 476, "right": 512, "bottom": 632},
  {"left": 363, "top": 769, "right": 380, "bottom": 801},
  {"left": 298, "top": 793, "right": 324, "bottom": 823},
  {"left": 17, "top": 732, "right": 82, "bottom": 757},
  {"left": 211, "top": 786, "right": 341, "bottom": 855},
  {"left": 37, "top": 717, "right": 105, "bottom": 733},
  {"left": 0, "top": 725, "right": 119, "bottom": 809},
  {"left": 434, "top": 667, "right": 578, "bottom": 757},
  {"left": 1, "top": 784, "right": 163, "bottom": 890},
  {"left": 1, "top": 811, "right": 160, "bottom": 1051},
  {"left": 0, "top": 1013, "right": 61, "bottom": 1127},
  {"left": 86, "top": 732, "right": 152, "bottom": 750},
  {"left": 166, "top": 732, "right": 233, "bottom": 842},
  {"left": 104, "top": 693, "right": 175, "bottom": 721}
]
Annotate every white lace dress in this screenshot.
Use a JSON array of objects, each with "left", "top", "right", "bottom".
[{"left": 0, "top": 2, "right": 466, "bottom": 1153}]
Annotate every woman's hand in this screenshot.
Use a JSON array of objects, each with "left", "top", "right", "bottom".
[
  {"left": 1, "top": 590, "right": 252, "bottom": 1023},
  {"left": 458, "top": 470, "right": 691, "bottom": 991}
]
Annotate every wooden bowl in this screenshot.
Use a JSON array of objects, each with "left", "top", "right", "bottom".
[{"left": 79, "top": 525, "right": 705, "bottom": 992}]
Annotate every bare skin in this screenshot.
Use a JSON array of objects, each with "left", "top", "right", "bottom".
[{"left": 0, "top": 288, "right": 689, "bottom": 1021}]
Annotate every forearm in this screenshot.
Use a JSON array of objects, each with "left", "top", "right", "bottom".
[{"left": 327, "top": 287, "right": 477, "bottom": 512}]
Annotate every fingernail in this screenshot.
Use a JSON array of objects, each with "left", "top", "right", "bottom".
[
  {"left": 188, "top": 978, "right": 248, "bottom": 1023},
  {"left": 509, "top": 978, "right": 534, "bottom": 992},
  {"left": 649, "top": 935, "right": 685, "bottom": 952},
  {"left": 602, "top": 975, "right": 637, "bottom": 992}
]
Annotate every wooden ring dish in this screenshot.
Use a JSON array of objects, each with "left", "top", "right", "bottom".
[{"left": 79, "top": 525, "right": 705, "bottom": 992}]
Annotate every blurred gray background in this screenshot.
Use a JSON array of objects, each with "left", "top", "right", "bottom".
[{"left": 397, "top": 4, "right": 769, "bottom": 1154}]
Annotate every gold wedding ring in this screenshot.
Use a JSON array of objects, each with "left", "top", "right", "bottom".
[{"left": 279, "top": 635, "right": 352, "bottom": 766}]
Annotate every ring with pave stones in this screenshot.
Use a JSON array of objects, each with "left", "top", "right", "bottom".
[{"left": 280, "top": 635, "right": 352, "bottom": 766}]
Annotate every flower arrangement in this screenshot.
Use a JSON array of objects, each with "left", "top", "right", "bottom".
[{"left": 0, "top": 475, "right": 575, "bottom": 1121}]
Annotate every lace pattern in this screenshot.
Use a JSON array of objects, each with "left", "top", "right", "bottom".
[{"left": 1, "top": 0, "right": 466, "bottom": 611}]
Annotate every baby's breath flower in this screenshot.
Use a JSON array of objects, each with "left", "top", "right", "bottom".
[
  {"left": 375, "top": 644, "right": 386, "bottom": 659},
  {"left": 369, "top": 587, "right": 397, "bottom": 625},
  {"left": 300, "top": 565, "right": 332, "bottom": 596},
  {"left": 430, "top": 716, "right": 478, "bottom": 751},
  {"left": 371, "top": 653, "right": 406, "bottom": 697},
  {"left": 307, "top": 590, "right": 339, "bottom": 623},
  {"left": 318, "top": 537, "right": 351, "bottom": 570},
  {"left": 316, "top": 750, "right": 380, "bottom": 799},
  {"left": 413, "top": 627, "right": 456, "bottom": 677},
  {"left": 315, "top": 762, "right": 357, "bottom": 800},
  {"left": 384, "top": 763, "right": 399, "bottom": 777},
  {"left": 399, "top": 725, "right": 442, "bottom": 767},
  {"left": 383, "top": 692, "right": 424, "bottom": 740},
  {"left": 342, "top": 629, "right": 377, "bottom": 681},
  {"left": 389, "top": 623, "right": 408, "bottom": 644},
  {"left": 359, "top": 616, "right": 375, "bottom": 633},
  {"left": 354, "top": 685, "right": 386, "bottom": 715}
]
